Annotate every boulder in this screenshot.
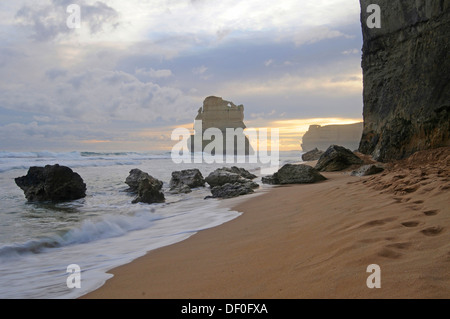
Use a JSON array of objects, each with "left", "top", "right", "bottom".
[
  {"left": 261, "top": 175, "right": 279, "bottom": 185},
  {"left": 302, "top": 148, "right": 324, "bottom": 161},
  {"left": 15, "top": 164, "right": 86, "bottom": 202},
  {"left": 169, "top": 168, "right": 205, "bottom": 193},
  {"left": 205, "top": 168, "right": 253, "bottom": 187},
  {"left": 315, "top": 145, "right": 363, "bottom": 172},
  {"left": 262, "top": 164, "right": 326, "bottom": 185},
  {"left": 169, "top": 184, "right": 192, "bottom": 194},
  {"left": 133, "top": 178, "right": 165, "bottom": 204},
  {"left": 219, "top": 166, "right": 257, "bottom": 180},
  {"left": 209, "top": 181, "right": 259, "bottom": 199},
  {"left": 125, "top": 169, "right": 165, "bottom": 204},
  {"left": 351, "top": 164, "right": 385, "bottom": 177}
]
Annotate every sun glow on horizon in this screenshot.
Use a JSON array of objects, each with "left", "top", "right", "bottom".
[
  {"left": 246, "top": 117, "right": 363, "bottom": 151},
  {"left": 100, "top": 117, "right": 362, "bottom": 151}
]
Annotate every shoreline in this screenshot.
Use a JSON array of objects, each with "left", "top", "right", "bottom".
[{"left": 81, "top": 149, "right": 449, "bottom": 299}]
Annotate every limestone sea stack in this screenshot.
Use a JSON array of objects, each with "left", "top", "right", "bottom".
[
  {"left": 359, "top": 0, "right": 450, "bottom": 162},
  {"left": 188, "top": 96, "right": 254, "bottom": 155},
  {"left": 15, "top": 164, "right": 86, "bottom": 202}
]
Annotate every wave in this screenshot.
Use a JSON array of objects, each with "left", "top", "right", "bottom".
[
  {"left": 0, "top": 209, "right": 162, "bottom": 261},
  {"left": 0, "top": 151, "right": 83, "bottom": 159},
  {"left": 0, "top": 150, "right": 172, "bottom": 160},
  {"left": 0, "top": 151, "right": 174, "bottom": 173}
]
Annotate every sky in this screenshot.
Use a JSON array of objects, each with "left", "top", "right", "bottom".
[{"left": 0, "top": 0, "right": 364, "bottom": 152}]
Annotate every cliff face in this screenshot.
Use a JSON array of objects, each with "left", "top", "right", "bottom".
[
  {"left": 301, "top": 123, "right": 363, "bottom": 152},
  {"left": 359, "top": 0, "right": 450, "bottom": 162}
]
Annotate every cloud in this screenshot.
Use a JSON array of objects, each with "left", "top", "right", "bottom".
[
  {"left": 264, "top": 59, "right": 274, "bottom": 67},
  {"left": 0, "top": 65, "right": 198, "bottom": 126},
  {"left": 192, "top": 65, "right": 211, "bottom": 80},
  {"left": 45, "top": 67, "right": 68, "bottom": 80},
  {"left": 222, "top": 71, "right": 363, "bottom": 98},
  {"left": 0, "top": 0, "right": 364, "bottom": 151},
  {"left": 290, "top": 26, "right": 354, "bottom": 47},
  {"left": 342, "top": 48, "right": 360, "bottom": 55},
  {"left": 14, "top": 0, "right": 120, "bottom": 42},
  {"left": 135, "top": 68, "right": 173, "bottom": 79},
  {"left": 192, "top": 66, "right": 208, "bottom": 75}
]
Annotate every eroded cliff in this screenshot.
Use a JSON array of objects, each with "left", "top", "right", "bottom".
[
  {"left": 301, "top": 123, "right": 363, "bottom": 152},
  {"left": 359, "top": 0, "right": 449, "bottom": 162}
]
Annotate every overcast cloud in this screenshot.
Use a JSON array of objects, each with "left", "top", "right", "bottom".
[{"left": 0, "top": 0, "right": 363, "bottom": 151}]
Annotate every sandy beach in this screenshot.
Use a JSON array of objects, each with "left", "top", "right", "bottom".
[{"left": 82, "top": 147, "right": 449, "bottom": 299}]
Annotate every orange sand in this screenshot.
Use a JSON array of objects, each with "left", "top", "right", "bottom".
[{"left": 81, "top": 147, "right": 449, "bottom": 299}]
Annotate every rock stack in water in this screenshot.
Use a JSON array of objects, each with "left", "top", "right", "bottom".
[
  {"left": 15, "top": 164, "right": 86, "bottom": 202},
  {"left": 188, "top": 96, "right": 254, "bottom": 155},
  {"left": 125, "top": 168, "right": 165, "bottom": 204}
]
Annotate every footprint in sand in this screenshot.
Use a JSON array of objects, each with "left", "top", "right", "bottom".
[
  {"left": 401, "top": 221, "right": 421, "bottom": 228},
  {"left": 407, "top": 205, "right": 422, "bottom": 211},
  {"left": 421, "top": 226, "right": 444, "bottom": 237},
  {"left": 360, "top": 217, "right": 397, "bottom": 228},
  {"left": 377, "top": 248, "right": 402, "bottom": 259},
  {"left": 423, "top": 210, "right": 439, "bottom": 216},
  {"left": 386, "top": 242, "right": 412, "bottom": 250}
]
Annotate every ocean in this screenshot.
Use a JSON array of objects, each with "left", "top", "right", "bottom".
[{"left": 0, "top": 150, "right": 302, "bottom": 298}]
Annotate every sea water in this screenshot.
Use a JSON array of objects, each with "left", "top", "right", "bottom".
[{"left": 0, "top": 150, "right": 302, "bottom": 298}]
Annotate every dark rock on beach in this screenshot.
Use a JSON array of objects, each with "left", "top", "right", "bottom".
[
  {"left": 209, "top": 181, "right": 259, "bottom": 199},
  {"left": 261, "top": 175, "right": 279, "bottom": 185},
  {"left": 262, "top": 164, "right": 326, "bottom": 185},
  {"left": 219, "top": 166, "right": 257, "bottom": 180},
  {"left": 302, "top": 148, "right": 324, "bottom": 161},
  {"left": 351, "top": 164, "right": 385, "bottom": 177},
  {"left": 205, "top": 167, "right": 259, "bottom": 198},
  {"left": 205, "top": 167, "right": 255, "bottom": 188},
  {"left": 15, "top": 164, "right": 86, "bottom": 202},
  {"left": 205, "top": 170, "right": 242, "bottom": 187},
  {"left": 315, "top": 145, "right": 363, "bottom": 172},
  {"left": 125, "top": 168, "right": 165, "bottom": 204},
  {"left": 169, "top": 169, "right": 205, "bottom": 194}
]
